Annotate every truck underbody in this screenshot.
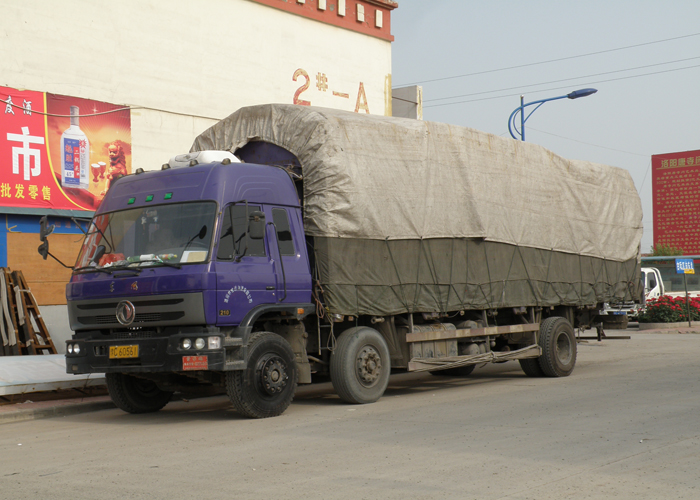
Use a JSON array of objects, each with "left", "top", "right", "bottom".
[{"left": 66, "top": 300, "right": 595, "bottom": 417}]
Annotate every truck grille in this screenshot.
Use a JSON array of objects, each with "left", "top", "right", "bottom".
[
  {"left": 113, "top": 331, "right": 155, "bottom": 340},
  {"left": 82, "top": 311, "right": 186, "bottom": 325},
  {"left": 68, "top": 293, "right": 205, "bottom": 331}
]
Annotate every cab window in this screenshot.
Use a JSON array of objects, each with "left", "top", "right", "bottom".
[
  {"left": 272, "top": 208, "right": 295, "bottom": 256},
  {"left": 217, "top": 204, "right": 266, "bottom": 260}
]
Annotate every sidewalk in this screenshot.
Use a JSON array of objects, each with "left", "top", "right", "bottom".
[
  {"left": 0, "top": 354, "right": 105, "bottom": 396},
  {"left": 0, "top": 354, "right": 111, "bottom": 425}
]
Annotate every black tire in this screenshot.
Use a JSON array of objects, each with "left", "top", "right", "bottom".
[
  {"left": 519, "top": 357, "right": 545, "bottom": 377},
  {"left": 106, "top": 373, "right": 173, "bottom": 414},
  {"left": 429, "top": 364, "right": 476, "bottom": 377},
  {"left": 225, "top": 332, "right": 298, "bottom": 418},
  {"left": 538, "top": 316, "right": 577, "bottom": 377},
  {"left": 330, "top": 326, "right": 391, "bottom": 404}
]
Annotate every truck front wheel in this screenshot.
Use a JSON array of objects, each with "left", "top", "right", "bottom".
[
  {"left": 330, "top": 326, "right": 391, "bottom": 404},
  {"left": 106, "top": 373, "right": 173, "bottom": 414},
  {"left": 538, "top": 316, "right": 577, "bottom": 377},
  {"left": 225, "top": 332, "right": 298, "bottom": 418}
]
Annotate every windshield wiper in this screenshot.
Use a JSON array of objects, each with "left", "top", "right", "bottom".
[
  {"left": 137, "top": 257, "right": 182, "bottom": 269},
  {"left": 73, "top": 266, "right": 113, "bottom": 275}
]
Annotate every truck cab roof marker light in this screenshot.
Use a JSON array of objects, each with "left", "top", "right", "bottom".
[
  {"left": 145, "top": 195, "right": 154, "bottom": 202},
  {"left": 164, "top": 192, "right": 173, "bottom": 200},
  {"left": 127, "top": 197, "right": 135, "bottom": 204},
  {"left": 162, "top": 164, "right": 171, "bottom": 170},
  {"left": 135, "top": 168, "right": 144, "bottom": 174}
]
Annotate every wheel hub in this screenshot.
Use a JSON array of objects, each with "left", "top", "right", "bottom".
[
  {"left": 356, "top": 346, "right": 382, "bottom": 386},
  {"left": 259, "top": 355, "right": 288, "bottom": 396},
  {"left": 556, "top": 333, "right": 572, "bottom": 364}
]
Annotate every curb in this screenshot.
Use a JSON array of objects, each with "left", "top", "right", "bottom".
[
  {"left": 0, "top": 397, "right": 115, "bottom": 425},
  {"left": 638, "top": 321, "right": 698, "bottom": 330}
]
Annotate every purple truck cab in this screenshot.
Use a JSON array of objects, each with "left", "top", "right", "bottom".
[{"left": 62, "top": 151, "right": 315, "bottom": 417}]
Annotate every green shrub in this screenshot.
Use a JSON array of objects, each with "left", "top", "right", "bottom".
[{"left": 649, "top": 244, "right": 685, "bottom": 256}]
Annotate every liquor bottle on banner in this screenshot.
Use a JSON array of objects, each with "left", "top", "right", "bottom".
[{"left": 61, "top": 106, "right": 90, "bottom": 190}]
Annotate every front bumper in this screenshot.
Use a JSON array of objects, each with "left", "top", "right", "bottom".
[{"left": 65, "top": 329, "right": 231, "bottom": 375}]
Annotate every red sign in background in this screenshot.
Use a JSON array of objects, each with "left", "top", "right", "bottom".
[
  {"left": 652, "top": 149, "right": 700, "bottom": 254},
  {"left": 0, "top": 85, "right": 131, "bottom": 212}
]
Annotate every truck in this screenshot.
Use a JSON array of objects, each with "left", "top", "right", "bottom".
[
  {"left": 601, "top": 264, "right": 700, "bottom": 325},
  {"left": 599, "top": 267, "right": 661, "bottom": 326},
  {"left": 38, "top": 104, "right": 644, "bottom": 418},
  {"left": 640, "top": 261, "right": 700, "bottom": 301}
]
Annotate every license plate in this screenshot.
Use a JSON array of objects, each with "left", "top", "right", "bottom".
[
  {"left": 109, "top": 345, "right": 139, "bottom": 359},
  {"left": 183, "top": 355, "right": 208, "bottom": 371}
]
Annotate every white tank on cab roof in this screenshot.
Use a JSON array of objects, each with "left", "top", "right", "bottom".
[{"left": 167, "top": 150, "right": 241, "bottom": 169}]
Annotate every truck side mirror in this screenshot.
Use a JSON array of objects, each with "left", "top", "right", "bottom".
[
  {"left": 38, "top": 240, "right": 49, "bottom": 260},
  {"left": 39, "top": 215, "right": 55, "bottom": 242},
  {"left": 249, "top": 211, "right": 266, "bottom": 240}
]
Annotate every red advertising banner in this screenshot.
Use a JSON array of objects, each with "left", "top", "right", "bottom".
[
  {"left": 1, "top": 85, "right": 131, "bottom": 212},
  {"left": 652, "top": 149, "right": 700, "bottom": 254}
]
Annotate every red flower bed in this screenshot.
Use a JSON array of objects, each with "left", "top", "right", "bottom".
[{"left": 638, "top": 295, "right": 700, "bottom": 323}]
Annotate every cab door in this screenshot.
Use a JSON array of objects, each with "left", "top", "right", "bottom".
[
  {"left": 266, "top": 206, "right": 312, "bottom": 304},
  {"left": 214, "top": 203, "right": 277, "bottom": 325}
]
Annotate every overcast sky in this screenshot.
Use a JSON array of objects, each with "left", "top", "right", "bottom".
[{"left": 391, "top": 0, "right": 700, "bottom": 253}]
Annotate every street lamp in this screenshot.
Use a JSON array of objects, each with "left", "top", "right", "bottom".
[{"left": 508, "top": 88, "right": 597, "bottom": 141}]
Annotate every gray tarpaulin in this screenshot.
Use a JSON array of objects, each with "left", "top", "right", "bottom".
[{"left": 192, "top": 104, "right": 643, "bottom": 315}]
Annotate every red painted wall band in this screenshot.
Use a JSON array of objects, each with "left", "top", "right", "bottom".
[{"left": 249, "top": 0, "right": 395, "bottom": 42}]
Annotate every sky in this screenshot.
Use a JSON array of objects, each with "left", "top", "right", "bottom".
[{"left": 390, "top": 0, "right": 700, "bottom": 253}]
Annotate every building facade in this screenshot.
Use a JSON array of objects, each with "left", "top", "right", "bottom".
[{"left": 0, "top": 0, "right": 398, "bottom": 348}]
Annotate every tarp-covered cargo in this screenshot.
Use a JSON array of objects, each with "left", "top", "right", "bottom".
[{"left": 192, "top": 104, "right": 643, "bottom": 316}]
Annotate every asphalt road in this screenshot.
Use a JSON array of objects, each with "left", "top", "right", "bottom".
[{"left": 1, "top": 332, "right": 699, "bottom": 500}]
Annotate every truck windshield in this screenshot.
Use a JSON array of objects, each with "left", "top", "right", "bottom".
[{"left": 74, "top": 202, "right": 217, "bottom": 270}]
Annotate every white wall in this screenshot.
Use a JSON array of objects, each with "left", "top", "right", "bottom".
[
  {"left": 2, "top": 0, "right": 392, "bottom": 169},
  {"left": 39, "top": 305, "right": 73, "bottom": 354},
  {"left": 3, "top": 0, "right": 393, "bottom": 347}
]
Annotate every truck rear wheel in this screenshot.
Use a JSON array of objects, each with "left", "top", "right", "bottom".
[
  {"left": 538, "top": 316, "right": 577, "bottom": 377},
  {"left": 331, "top": 326, "right": 391, "bottom": 404},
  {"left": 106, "top": 373, "right": 173, "bottom": 414},
  {"left": 225, "top": 331, "right": 298, "bottom": 418}
]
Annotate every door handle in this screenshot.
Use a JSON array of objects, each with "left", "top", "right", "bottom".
[{"left": 266, "top": 286, "right": 275, "bottom": 290}]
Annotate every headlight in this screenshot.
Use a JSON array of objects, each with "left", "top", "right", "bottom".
[
  {"left": 181, "top": 338, "right": 192, "bottom": 349},
  {"left": 208, "top": 337, "right": 221, "bottom": 349},
  {"left": 195, "top": 338, "right": 206, "bottom": 350},
  {"left": 67, "top": 344, "right": 73, "bottom": 354},
  {"left": 73, "top": 344, "right": 80, "bottom": 355}
]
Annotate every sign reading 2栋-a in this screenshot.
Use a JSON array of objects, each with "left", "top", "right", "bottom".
[{"left": 0, "top": 85, "right": 131, "bottom": 212}]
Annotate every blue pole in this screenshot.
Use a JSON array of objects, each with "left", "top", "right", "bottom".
[
  {"left": 520, "top": 95, "right": 524, "bottom": 141},
  {"left": 508, "top": 88, "right": 598, "bottom": 141}
]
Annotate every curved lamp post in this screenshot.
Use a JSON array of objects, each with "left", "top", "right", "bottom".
[{"left": 508, "top": 88, "right": 597, "bottom": 141}]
